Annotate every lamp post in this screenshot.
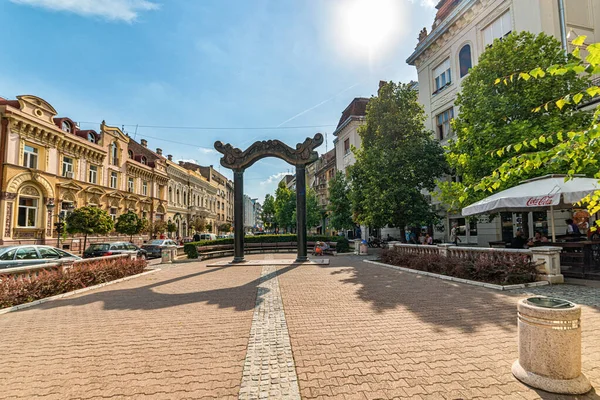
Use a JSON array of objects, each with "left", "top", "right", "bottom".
[{"left": 53, "top": 202, "right": 75, "bottom": 248}]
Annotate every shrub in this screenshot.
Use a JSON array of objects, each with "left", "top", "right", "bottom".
[
  {"left": 380, "top": 248, "right": 537, "bottom": 285},
  {"left": 0, "top": 257, "right": 147, "bottom": 309},
  {"left": 184, "top": 243, "right": 199, "bottom": 259},
  {"left": 190, "top": 234, "right": 340, "bottom": 247},
  {"left": 335, "top": 237, "right": 350, "bottom": 253}
]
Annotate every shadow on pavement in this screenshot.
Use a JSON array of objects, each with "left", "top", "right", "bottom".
[{"left": 32, "top": 263, "right": 297, "bottom": 313}]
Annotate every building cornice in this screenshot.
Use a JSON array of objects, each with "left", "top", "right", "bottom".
[{"left": 332, "top": 116, "right": 366, "bottom": 137}]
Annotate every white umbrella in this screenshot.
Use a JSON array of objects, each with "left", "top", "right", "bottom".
[{"left": 462, "top": 175, "right": 600, "bottom": 242}]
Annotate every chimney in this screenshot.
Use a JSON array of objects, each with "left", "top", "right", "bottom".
[
  {"left": 156, "top": 148, "right": 162, "bottom": 155},
  {"left": 167, "top": 154, "right": 173, "bottom": 161},
  {"left": 141, "top": 139, "right": 148, "bottom": 147}
]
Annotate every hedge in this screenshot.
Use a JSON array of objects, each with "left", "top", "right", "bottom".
[
  {"left": 184, "top": 234, "right": 351, "bottom": 258},
  {"left": 0, "top": 257, "right": 147, "bottom": 309}
]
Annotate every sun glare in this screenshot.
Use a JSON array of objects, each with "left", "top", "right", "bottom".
[{"left": 334, "top": 0, "right": 408, "bottom": 62}]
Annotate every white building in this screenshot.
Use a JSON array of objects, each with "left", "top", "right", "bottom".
[
  {"left": 406, "top": 0, "right": 600, "bottom": 245},
  {"left": 333, "top": 97, "right": 368, "bottom": 175}
]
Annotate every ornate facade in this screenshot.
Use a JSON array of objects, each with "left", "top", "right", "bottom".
[
  {"left": 165, "top": 157, "right": 216, "bottom": 238},
  {"left": 0, "top": 95, "right": 168, "bottom": 250}
]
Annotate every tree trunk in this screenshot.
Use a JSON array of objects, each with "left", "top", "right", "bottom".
[{"left": 83, "top": 234, "right": 88, "bottom": 255}]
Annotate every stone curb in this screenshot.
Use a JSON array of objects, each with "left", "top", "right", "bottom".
[
  {"left": 363, "top": 260, "right": 548, "bottom": 291},
  {"left": 0, "top": 269, "right": 161, "bottom": 315}
]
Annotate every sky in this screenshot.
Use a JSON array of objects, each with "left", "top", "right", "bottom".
[{"left": 0, "top": 0, "right": 437, "bottom": 202}]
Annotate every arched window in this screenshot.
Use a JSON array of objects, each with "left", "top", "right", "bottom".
[
  {"left": 176, "top": 189, "right": 180, "bottom": 204},
  {"left": 61, "top": 121, "right": 72, "bottom": 133},
  {"left": 111, "top": 142, "right": 118, "bottom": 165},
  {"left": 141, "top": 156, "right": 147, "bottom": 165},
  {"left": 88, "top": 133, "right": 95, "bottom": 143},
  {"left": 183, "top": 192, "right": 187, "bottom": 205},
  {"left": 169, "top": 187, "right": 173, "bottom": 202},
  {"left": 459, "top": 44, "right": 472, "bottom": 78},
  {"left": 128, "top": 150, "right": 133, "bottom": 159},
  {"left": 17, "top": 186, "right": 41, "bottom": 227}
]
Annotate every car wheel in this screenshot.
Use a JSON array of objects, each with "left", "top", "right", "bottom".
[{"left": 139, "top": 253, "right": 146, "bottom": 260}]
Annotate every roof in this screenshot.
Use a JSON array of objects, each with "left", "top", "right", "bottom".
[
  {"left": 335, "top": 97, "right": 369, "bottom": 130},
  {"left": 0, "top": 97, "right": 19, "bottom": 108},
  {"left": 128, "top": 138, "right": 164, "bottom": 168}
]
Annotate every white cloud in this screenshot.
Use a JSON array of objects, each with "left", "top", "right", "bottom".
[
  {"left": 198, "top": 147, "right": 216, "bottom": 154},
  {"left": 176, "top": 158, "right": 197, "bottom": 164},
  {"left": 10, "top": 0, "right": 159, "bottom": 22},
  {"left": 260, "top": 172, "right": 290, "bottom": 186},
  {"left": 419, "top": 0, "right": 437, "bottom": 8}
]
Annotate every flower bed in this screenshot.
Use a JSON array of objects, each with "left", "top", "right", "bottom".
[
  {"left": 380, "top": 248, "right": 538, "bottom": 285},
  {"left": 0, "top": 257, "right": 147, "bottom": 309}
]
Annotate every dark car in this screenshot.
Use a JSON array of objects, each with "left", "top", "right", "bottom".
[
  {"left": 0, "top": 245, "right": 81, "bottom": 270},
  {"left": 141, "top": 239, "right": 178, "bottom": 258},
  {"left": 83, "top": 242, "right": 147, "bottom": 259}
]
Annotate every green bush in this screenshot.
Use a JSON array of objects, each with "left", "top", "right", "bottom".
[
  {"left": 190, "top": 234, "right": 340, "bottom": 247},
  {"left": 335, "top": 237, "right": 350, "bottom": 253},
  {"left": 184, "top": 243, "right": 199, "bottom": 259}
]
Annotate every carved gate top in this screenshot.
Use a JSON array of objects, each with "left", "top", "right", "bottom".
[{"left": 214, "top": 133, "right": 323, "bottom": 170}]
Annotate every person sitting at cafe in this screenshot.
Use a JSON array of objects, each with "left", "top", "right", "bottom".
[
  {"left": 511, "top": 230, "right": 527, "bottom": 249},
  {"left": 566, "top": 218, "right": 581, "bottom": 236},
  {"left": 527, "top": 231, "right": 549, "bottom": 247}
]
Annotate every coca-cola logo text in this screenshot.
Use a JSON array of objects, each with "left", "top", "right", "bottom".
[{"left": 526, "top": 196, "right": 555, "bottom": 206}]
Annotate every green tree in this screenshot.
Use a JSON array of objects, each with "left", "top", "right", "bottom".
[
  {"left": 206, "top": 223, "right": 213, "bottom": 232},
  {"left": 439, "top": 32, "right": 591, "bottom": 211},
  {"left": 274, "top": 181, "right": 295, "bottom": 232},
  {"left": 146, "top": 220, "right": 167, "bottom": 236},
  {"left": 166, "top": 221, "right": 177, "bottom": 237},
  {"left": 293, "top": 188, "right": 320, "bottom": 230},
  {"left": 65, "top": 206, "right": 114, "bottom": 252},
  {"left": 327, "top": 172, "right": 354, "bottom": 231},
  {"left": 191, "top": 216, "right": 206, "bottom": 233},
  {"left": 349, "top": 81, "right": 448, "bottom": 236},
  {"left": 475, "top": 35, "right": 600, "bottom": 227},
  {"left": 218, "top": 223, "right": 231, "bottom": 233},
  {"left": 261, "top": 193, "right": 276, "bottom": 231},
  {"left": 115, "top": 211, "right": 145, "bottom": 242}
]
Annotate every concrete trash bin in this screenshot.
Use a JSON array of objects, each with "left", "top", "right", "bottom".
[
  {"left": 161, "top": 248, "right": 172, "bottom": 264},
  {"left": 359, "top": 242, "right": 368, "bottom": 255},
  {"left": 512, "top": 297, "right": 591, "bottom": 394}
]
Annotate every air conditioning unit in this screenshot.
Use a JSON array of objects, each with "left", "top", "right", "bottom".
[{"left": 65, "top": 171, "right": 74, "bottom": 179}]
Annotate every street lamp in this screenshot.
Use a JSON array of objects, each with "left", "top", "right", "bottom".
[{"left": 53, "top": 202, "right": 75, "bottom": 248}]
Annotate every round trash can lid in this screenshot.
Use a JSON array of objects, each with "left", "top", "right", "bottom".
[{"left": 526, "top": 297, "right": 575, "bottom": 309}]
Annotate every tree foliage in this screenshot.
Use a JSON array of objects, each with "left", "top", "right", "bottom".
[
  {"left": 218, "top": 223, "right": 232, "bottom": 233},
  {"left": 115, "top": 211, "right": 145, "bottom": 240},
  {"left": 166, "top": 221, "right": 177, "bottom": 234},
  {"left": 475, "top": 35, "right": 600, "bottom": 227},
  {"left": 439, "top": 32, "right": 591, "bottom": 211},
  {"left": 295, "top": 188, "right": 321, "bottom": 229},
  {"left": 190, "top": 216, "right": 206, "bottom": 233},
  {"left": 349, "top": 81, "right": 448, "bottom": 230},
  {"left": 261, "top": 193, "right": 276, "bottom": 231},
  {"left": 274, "top": 180, "right": 295, "bottom": 231},
  {"left": 65, "top": 206, "right": 114, "bottom": 251},
  {"left": 327, "top": 172, "right": 354, "bottom": 231}
]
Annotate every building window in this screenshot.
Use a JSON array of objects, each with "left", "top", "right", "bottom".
[
  {"left": 169, "top": 187, "right": 173, "bottom": 202},
  {"left": 436, "top": 108, "right": 454, "bottom": 140},
  {"left": 433, "top": 59, "right": 451, "bottom": 94},
  {"left": 110, "top": 207, "right": 117, "bottom": 221},
  {"left": 128, "top": 149, "right": 133, "bottom": 159},
  {"left": 140, "top": 156, "right": 147, "bottom": 165},
  {"left": 23, "top": 145, "right": 38, "bottom": 169},
  {"left": 88, "top": 133, "right": 95, "bottom": 143},
  {"left": 483, "top": 10, "right": 512, "bottom": 48},
  {"left": 62, "top": 157, "right": 74, "bottom": 177},
  {"left": 89, "top": 165, "right": 98, "bottom": 184},
  {"left": 61, "top": 121, "right": 72, "bottom": 133},
  {"left": 459, "top": 44, "right": 472, "bottom": 78},
  {"left": 60, "top": 201, "right": 74, "bottom": 219},
  {"left": 142, "top": 181, "right": 148, "bottom": 196},
  {"left": 17, "top": 196, "right": 38, "bottom": 227},
  {"left": 183, "top": 192, "right": 187, "bottom": 205},
  {"left": 110, "top": 172, "right": 118, "bottom": 189},
  {"left": 111, "top": 142, "right": 119, "bottom": 166},
  {"left": 343, "top": 138, "right": 350, "bottom": 155},
  {"left": 128, "top": 177, "right": 134, "bottom": 192}
]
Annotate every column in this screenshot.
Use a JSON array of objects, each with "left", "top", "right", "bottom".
[
  {"left": 295, "top": 164, "right": 307, "bottom": 262},
  {"left": 233, "top": 169, "right": 245, "bottom": 263}
]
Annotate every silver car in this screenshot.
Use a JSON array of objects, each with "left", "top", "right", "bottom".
[{"left": 0, "top": 245, "right": 81, "bottom": 270}]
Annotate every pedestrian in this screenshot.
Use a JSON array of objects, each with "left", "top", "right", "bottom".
[
  {"left": 418, "top": 232, "right": 426, "bottom": 245},
  {"left": 510, "top": 229, "right": 527, "bottom": 249},
  {"left": 450, "top": 223, "right": 461, "bottom": 245},
  {"left": 425, "top": 233, "right": 433, "bottom": 245},
  {"left": 566, "top": 219, "right": 581, "bottom": 236}
]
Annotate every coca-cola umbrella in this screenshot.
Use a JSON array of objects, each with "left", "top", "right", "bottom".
[{"left": 461, "top": 175, "right": 600, "bottom": 242}]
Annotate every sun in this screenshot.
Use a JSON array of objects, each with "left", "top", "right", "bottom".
[{"left": 333, "top": 0, "right": 407, "bottom": 62}]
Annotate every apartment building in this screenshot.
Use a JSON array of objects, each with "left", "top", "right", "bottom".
[{"left": 407, "top": 0, "right": 600, "bottom": 245}]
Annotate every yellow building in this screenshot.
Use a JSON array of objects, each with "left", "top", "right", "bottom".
[{"left": 0, "top": 95, "right": 168, "bottom": 252}]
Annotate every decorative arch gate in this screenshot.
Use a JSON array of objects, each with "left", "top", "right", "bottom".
[{"left": 215, "top": 134, "right": 323, "bottom": 262}]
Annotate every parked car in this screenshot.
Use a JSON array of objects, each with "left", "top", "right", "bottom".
[
  {"left": 83, "top": 242, "right": 147, "bottom": 259},
  {"left": 0, "top": 245, "right": 81, "bottom": 270},
  {"left": 141, "top": 239, "right": 178, "bottom": 258},
  {"left": 198, "top": 233, "right": 217, "bottom": 241}
]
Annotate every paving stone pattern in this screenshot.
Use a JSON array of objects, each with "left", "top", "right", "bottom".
[
  {"left": 239, "top": 264, "right": 301, "bottom": 399},
  {"left": 518, "top": 284, "right": 600, "bottom": 308}
]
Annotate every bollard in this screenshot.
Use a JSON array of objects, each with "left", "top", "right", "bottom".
[
  {"left": 512, "top": 297, "right": 591, "bottom": 394},
  {"left": 161, "top": 248, "right": 172, "bottom": 264}
]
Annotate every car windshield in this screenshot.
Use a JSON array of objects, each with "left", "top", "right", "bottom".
[
  {"left": 88, "top": 244, "right": 109, "bottom": 251},
  {"left": 148, "top": 240, "right": 164, "bottom": 245}
]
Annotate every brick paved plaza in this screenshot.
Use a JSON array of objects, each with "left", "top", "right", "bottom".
[{"left": 1, "top": 254, "right": 599, "bottom": 399}]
